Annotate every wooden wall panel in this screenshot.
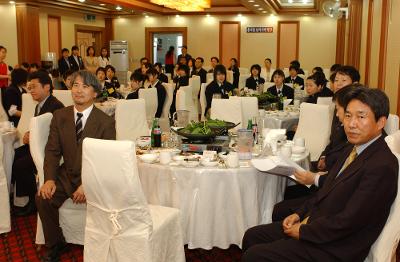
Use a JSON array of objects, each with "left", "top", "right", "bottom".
[
  {"left": 378, "top": 0, "right": 389, "bottom": 90},
  {"left": 16, "top": 4, "right": 41, "bottom": 64},
  {"left": 346, "top": 0, "right": 363, "bottom": 69}
]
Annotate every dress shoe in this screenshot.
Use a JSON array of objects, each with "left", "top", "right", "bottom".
[
  {"left": 41, "top": 241, "right": 70, "bottom": 262},
  {"left": 14, "top": 198, "right": 37, "bottom": 216}
]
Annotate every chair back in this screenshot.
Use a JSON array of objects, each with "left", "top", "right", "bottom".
[
  {"left": 0, "top": 92, "right": 8, "bottom": 122},
  {"left": 18, "top": 93, "right": 36, "bottom": 144},
  {"left": 263, "top": 82, "right": 276, "bottom": 93},
  {"left": 233, "top": 96, "right": 258, "bottom": 128},
  {"left": 176, "top": 85, "right": 196, "bottom": 120},
  {"left": 139, "top": 88, "right": 158, "bottom": 121},
  {"left": 165, "top": 73, "right": 172, "bottom": 82},
  {"left": 239, "top": 67, "right": 249, "bottom": 75},
  {"left": 210, "top": 98, "right": 243, "bottom": 129},
  {"left": 200, "top": 83, "right": 209, "bottom": 120},
  {"left": 206, "top": 73, "right": 214, "bottom": 83},
  {"left": 189, "top": 76, "right": 201, "bottom": 118},
  {"left": 82, "top": 138, "right": 152, "bottom": 261},
  {"left": 226, "top": 70, "right": 234, "bottom": 84},
  {"left": 294, "top": 103, "right": 333, "bottom": 161},
  {"left": 384, "top": 114, "right": 400, "bottom": 135},
  {"left": 53, "top": 90, "right": 74, "bottom": 107},
  {"left": 365, "top": 132, "right": 400, "bottom": 262},
  {"left": 238, "top": 74, "right": 250, "bottom": 91},
  {"left": 317, "top": 96, "right": 334, "bottom": 106},
  {"left": 162, "top": 83, "right": 174, "bottom": 119},
  {"left": 115, "top": 99, "right": 149, "bottom": 141}
]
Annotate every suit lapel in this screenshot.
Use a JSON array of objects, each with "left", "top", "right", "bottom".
[
  {"left": 65, "top": 106, "right": 78, "bottom": 144},
  {"left": 81, "top": 106, "right": 99, "bottom": 139}
]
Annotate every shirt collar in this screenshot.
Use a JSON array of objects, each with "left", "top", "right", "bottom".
[
  {"left": 151, "top": 80, "right": 159, "bottom": 88},
  {"left": 355, "top": 134, "right": 382, "bottom": 156},
  {"left": 74, "top": 104, "right": 94, "bottom": 120},
  {"left": 37, "top": 95, "right": 50, "bottom": 109}
]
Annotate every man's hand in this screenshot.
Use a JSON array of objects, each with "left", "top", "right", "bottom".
[
  {"left": 72, "top": 185, "right": 86, "bottom": 204},
  {"left": 318, "top": 158, "right": 326, "bottom": 171},
  {"left": 23, "top": 131, "right": 30, "bottom": 145},
  {"left": 39, "top": 180, "right": 56, "bottom": 199},
  {"left": 284, "top": 222, "right": 301, "bottom": 240},
  {"left": 293, "top": 170, "right": 316, "bottom": 185},
  {"left": 282, "top": 213, "right": 300, "bottom": 231}
]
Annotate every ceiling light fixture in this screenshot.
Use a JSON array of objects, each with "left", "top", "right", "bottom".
[
  {"left": 151, "top": 0, "right": 210, "bottom": 12},
  {"left": 248, "top": 0, "right": 254, "bottom": 2},
  {"left": 78, "top": 0, "right": 85, "bottom": 2},
  {"left": 303, "top": 0, "right": 308, "bottom": 3},
  {"left": 258, "top": 8, "right": 263, "bottom": 10},
  {"left": 176, "top": 14, "right": 180, "bottom": 17},
  {"left": 254, "top": 4, "right": 260, "bottom": 7},
  {"left": 116, "top": 6, "right": 122, "bottom": 10},
  {"left": 145, "top": 15, "right": 149, "bottom": 18},
  {"left": 9, "top": 0, "right": 15, "bottom": 3},
  {"left": 99, "top": 3, "right": 106, "bottom": 6},
  {"left": 206, "top": 14, "right": 210, "bottom": 17},
  {"left": 288, "top": 0, "right": 293, "bottom": 3},
  {"left": 262, "top": 11, "right": 267, "bottom": 13},
  {"left": 237, "top": 13, "right": 242, "bottom": 17}
]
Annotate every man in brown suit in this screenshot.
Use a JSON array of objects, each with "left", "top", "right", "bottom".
[
  {"left": 242, "top": 87, "right": 398, "bottom": 261},
  {"left": 36, "top": 70, "right": 116, "bottom": 262}
]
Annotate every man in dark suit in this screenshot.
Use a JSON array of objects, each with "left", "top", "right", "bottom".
[
  {"left": 58, "top": 48, "right": 71, "bottom": 77},
  {"left": 192, "top": 57, "right": 207, "bottom": 84},
  {"left": 147, "top": 68, "right": 166, "bottom": 118},
  {"left": 12, "top": 71, "right": 64, "bottom": 216},
  {"left": 4, "top": 68, "right": 28, "bottom": 126},
  {"left": 242, "top": 87, "right": 398, "bottom": 261},
  {"left": 177, "top": 45, "right": 191, "bottom": 65},
  {"left": 285, "top": 65, "right": 304, "bottom": 88},
  {"left": 68, "top": 45, "right": 84, "bottom": 71},
  {"left": 36, "top": 70, "right": 115, "bottom": 261}
]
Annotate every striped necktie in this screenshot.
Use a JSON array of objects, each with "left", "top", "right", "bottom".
[{"left": 76, "top": 112, "right": 83, "bottom": 143}]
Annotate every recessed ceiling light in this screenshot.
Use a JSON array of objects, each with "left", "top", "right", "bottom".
[
  {"left": 9, "top": 0, "right": 15, "bottom": 3},
  {"left": 258, "top": 8, "right": 263, "bottom": 10},
  {"left": 288, "top": 0, "right": 293, "bottom": 3},
  {"left": 99, "top": 3, "right": 105, "bottom": 6},
  {"left": 176, "top": 14, "right": 180, "bottom": 17},
  {"left": 78, "top": 0, "right": 85, "bottom": 2},
  {"left": 303, "top": 0, "right": 308, "bottom": 3},
  {"left": 262, "top": 11, "right": 267, "bottom": 13},
  {"left": 206, "top": 14, "right": 210, "bottom": 17},
  {"left": 145, "top": 15, "right": 149, "bottom": 18},
  {"left": 237, "top": 13, "right": 242, "bottom": 17},
  {"left": 116, "top": 6, "right": 122, "bottom": 10},
  {"left": 248, "top": 0, "right": 254, "bottom": 2},
  {"left": 254, "top": 4, "right": 260, "bottom": 7}
]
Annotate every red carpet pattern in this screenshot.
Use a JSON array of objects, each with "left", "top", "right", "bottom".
[{"left": 0, "top": 212, "right": 242, "bottom": 262}]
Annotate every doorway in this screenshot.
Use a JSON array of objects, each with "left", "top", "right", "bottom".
[
  {"left": 75, "top": 25, "right": 105, "bottom": 59},
  {"left": 219, "top": 21, "right": 241, "bottom": 68},
  {"left": 145, "top": 27, "right": 187, "bottom": 65},
  {"left": 277, "top": 21, "right": 299, "bottom": 69}
]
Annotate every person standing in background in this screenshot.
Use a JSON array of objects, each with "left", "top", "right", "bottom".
[
  {"left": 58, "top": 48, "right": 71, "bottom": 77},
  {"left": 0, "top": 46, "right": 10, "bottom": 108},
  {"left": 83, "top": 46, "right": 99, "bottom": 74},
  {"left": 228, "top": 58, "right": 240, "bottom": 89},
  {"left": 68, "top": 46, "right": 85, "bottom": 71},
  {"left": 177, "top": 45, "right": 191, "bottom": 64},
  {"left": 98, "top": 47, "right": 110, "bottom": 68},
  {"left": 165, "top": 46, "right": 175, "bottom": 75}
]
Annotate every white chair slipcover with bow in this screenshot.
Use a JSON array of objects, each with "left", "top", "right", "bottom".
[
  {"left": 82, "top": 138, "right": 185, "bottom": 262},
  {"left": 115, "top": 99, "right": 149, "bottom": 141},
  {"left": 139, "top": 88, "right": 158, "bottom": 121},
  {"left": 31, "top": 113, "right": 86, "bottom": 245},
  {"left": 53, "top": 90, "right": 74, "bottom": 107},
  {"left": 294, "top": 103, "right": 333, "bottom": 161}
]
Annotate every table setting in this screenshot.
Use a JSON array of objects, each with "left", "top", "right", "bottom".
[{"left": 134, "top": 117, "right": 310, "bottom": 249}]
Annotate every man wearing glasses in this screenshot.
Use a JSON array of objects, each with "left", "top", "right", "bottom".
[{"left": 36, "top": 70, "right": 116, "bottom": 262}]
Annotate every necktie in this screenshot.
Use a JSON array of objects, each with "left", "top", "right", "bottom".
[
  {"left": 277, "top": 89, "right": 282, "bottom": 96},
  {"left": 76, "top": 112, "right": 83, "bottom": 143},
  {"left": 35, "top": 105, "right": 40, "bottom": 116},
  {"left": 301, "top": 147, "right": 358, "bottom": 225}
]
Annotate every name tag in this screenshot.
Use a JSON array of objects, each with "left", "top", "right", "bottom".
[{"left": 108, "top": 88, "right": 114, "bottom": 94}]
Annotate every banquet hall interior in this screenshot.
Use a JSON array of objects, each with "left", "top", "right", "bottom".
[{"left": 1, "top": 0, "right": 400, "bottom": 261}]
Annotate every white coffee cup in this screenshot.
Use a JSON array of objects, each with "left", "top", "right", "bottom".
[
  {"left": 258, "top": 109, "right": 266, "bottom": 117},
  {"left": 280, "top": 144, "right": 292, "bottom": 158},
  {"left": 226, "top": 152, "right": 239, "bottom": 168},
  {"left": 294, "top": 137, "right": 305, "bottom": 147},
  {"left": 159, "top": 151, "right": 172, "bottom": 165}
]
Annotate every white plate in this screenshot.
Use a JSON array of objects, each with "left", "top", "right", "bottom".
[{"left": 138, "top": 154, "right": 158, "bottom": 164}]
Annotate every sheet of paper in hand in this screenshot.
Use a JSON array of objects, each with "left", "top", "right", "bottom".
[{"left": 251, "top": 156, "right": 310, "bottom": 187}]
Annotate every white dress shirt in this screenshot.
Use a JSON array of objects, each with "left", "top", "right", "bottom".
[{"left": 74, "top": 104, "right": 94, "bottom": 130}]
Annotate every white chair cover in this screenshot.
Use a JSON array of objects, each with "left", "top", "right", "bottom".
[
  {"left": 210, "top": 98, "right": 243, "bottom": 129},
  {"left": 239, "top": 67, "right": 249, "bottom": 75},
  {"left": 232, "top": 97, "right": 258, "bottom": 128},
  {"left": 0, "top": 132, "right": 11, "bottom": 233},
  {"left": 199, "top": 83, "right": 209, "bottom": 121},
  {"left": 294, "top": 103, "right": 333, "bottom": 161},
  {"left": 161, "top": 83, "right": 174, "bottom": 119},
  {"left": 238, "top": 74, "right": 250, "bottom": 91},
  {"left": 263, "top": 82, "right": 276, "bottom": 93},
  {"left": 165, "top": 73, "right": 172, "bottom": 82},
  {"left": 139, "top": 88, "right": 158, "bottom": 121},
  {"left": 176, "top": 85, "right": 196, "bottom": 121},
  {"left": 261, "top": 68, "right": 275, "bottom": 82},
  {"left": 384, "top": 114, "right": 399, "bottom": 135},
  {"left": 31, "top": 113, "right": 86, "bottom": 245},
  {"left": 317, "top": 97, "right": 334, "bottom": 106},
  {"left": 52, "top": 90, "right": 74, "bottom": 107},
  {"left": 323, "top": 69, "right": 330, "bottom": 79},
  {"left": 17, "top": 93, "right": 36, "bottom": 145},
  {"left": 115, "top": 99, "right": 149, "bottom": 141},
  {"left": 0, "top": 93, "right": 8, "bottom": 122},
  {"left": 283, "top": 68, "right": 289, "bottom": 78},
  {"left": 226, "top": 70, "right": 234, "bottom": 84},
  {"left": 206, "top": 73, "right": 214, "bottom": 83},
  {"left": 189, "top": 76, "right": 201, "bottom": 119},
  {"left": 82, "top": 138, "right": 185, "bottom": 262},
  {"left": 365, "top": 132, "right": 400, "bottom": 262}
]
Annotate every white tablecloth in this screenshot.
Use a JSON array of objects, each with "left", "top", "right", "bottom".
[
  {"left": 138, "top": 162, "right": 287, "bottom": 250},
  {"left": 0, "top": 130, "right": 18, "bottom": 234},
  {"left": 261, "top": 114, "right": 299, "bottom": 131},
  {"left": 95, "top": 100, "right": 117, "bottom": 117}
]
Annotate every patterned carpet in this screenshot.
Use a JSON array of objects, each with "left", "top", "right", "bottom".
[{"left": 0, "top": 212, "right": 242, "bottom": 262}]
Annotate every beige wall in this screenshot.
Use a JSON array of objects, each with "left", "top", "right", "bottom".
[
  {"left": 38, "top": 8, "right": 105, "bottom": 58},
  {"left": 114, "top": 14, "right": 337, "bottom": 72},
  {"left": 0, "top": 4, "right": 18, "bottom": 66}
]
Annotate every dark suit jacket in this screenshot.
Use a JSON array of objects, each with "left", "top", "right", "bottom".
[
  {"left": 126, "top": 90, "right": 139, "bottom": 100},
  {"left": 267, "top": 84, "right": 294, "bottom": 100},
  {"left": 35, "top": 95, "right": 65, "bottom": 117},
  {"left": 229, "top": 66, "right": 240, "bottom": 89},
  {"left": 285, "top": 75, "right": 304, "bottom": 87},
  {"left": 305, "top": 87, "right": 334, "bottom": 104},
  {"left": 297, "top": 135, "right": 398, "bottom": 261},
  {"left": 158, "top": 73, "right": 168, "bottom": 84},
  {"left": 5, "top": 84, "right": 26, "bottom": 126},
  {"left": 68, "top": 55, "right": 85, "bottom": 71},
  {"left": 245, "top": 76, "right": 265, "bottom": 90},
  {"left": 44, "top": 106, "right": 116, "bottom": 195},
  {"left": 58, "top": 58, "right": 71, "bottom": 76},
  {"left": 192, "top": 68, "right": 207, "bottom": 84}
]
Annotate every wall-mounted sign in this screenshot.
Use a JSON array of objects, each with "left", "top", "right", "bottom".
[{"left": 246, "top": 27, "right": 273, "bottom": 33}]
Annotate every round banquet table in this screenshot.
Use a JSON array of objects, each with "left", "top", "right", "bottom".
[
  {"left": 137, "top": 152, "right": 309, "bottom": 250},
  {"left": 260, "top": 113, "right": 299, "bottom": 131}
]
